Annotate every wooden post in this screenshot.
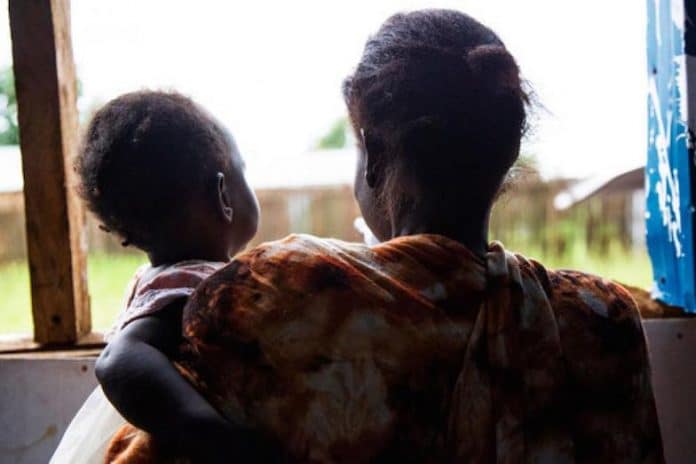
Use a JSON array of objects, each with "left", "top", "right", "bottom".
[{"left": 9, "top": 0, "right": 90, "bottom": 344}]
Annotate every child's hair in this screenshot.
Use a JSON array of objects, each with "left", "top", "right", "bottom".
[
  {"left": 343, "top": 9, "right": 529, "bottom": 209},
  {"left": 77, "top": 91, "right": 232, "bottom": 252}
]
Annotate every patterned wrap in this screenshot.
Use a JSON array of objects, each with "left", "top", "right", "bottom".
[{"left": 108, "top": 234, "right": 663, "bottom": 463}]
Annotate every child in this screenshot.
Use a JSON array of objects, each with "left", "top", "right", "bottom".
[{"left": 50, "top": 91, "right": 259, "bottom": 463}]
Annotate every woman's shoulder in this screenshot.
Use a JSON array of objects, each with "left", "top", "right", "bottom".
[
  {"left": 498, "top": 250, "right": 646, "bottom": 356},
  {"left": 242, "top": 233, "right": 371, "bottom": 264},
  {"left": 515, "top": 255, "right": 649, "bottom": 385},
  {"left": 216, "top": 233, "right": 479, "bottom": 280},
  {"left": 189, "top": 232, "right": 461, "bottom": 303},
  {"left": 206, "top": 234, "right": 372, "bottom": 286},
  {"left": 182, "top": 233, "right": 485, "bottom": 344},
  {"left": 517, "top": 255, "right": 645, "bottom": 344},
  {"left": 516, "top": 255, "right": 640, "bottom": 323}
]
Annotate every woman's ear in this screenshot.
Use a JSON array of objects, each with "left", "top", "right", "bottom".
[
  {"left": 216, "top": 172, "right": 234, "bottom": 223},
  {"left": 361, "top": 128, "right": 384, "bottom": 189}
]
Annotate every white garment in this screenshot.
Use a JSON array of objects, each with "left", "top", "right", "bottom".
[
  {"left": 353, "top": 217, "right": 380, "bottom": 246},
  {"left": 49, "top": 387, "right": 126, "bottom": 464}
]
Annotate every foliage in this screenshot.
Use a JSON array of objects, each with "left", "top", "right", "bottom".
[
  {"left": 0, "top": 66, "right": 84, "bottom": 145},
  {"left": 0, "top": 67, "right": 18, "bottom": 145},
  {"left": 316, "top": 117, "right": 348, "bottom": 149}
]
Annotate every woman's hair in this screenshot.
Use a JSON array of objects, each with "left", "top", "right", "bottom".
[
  {"left": 344, "top": 9, "right": 528, "bottom": 211},
  {"left": 76, "top": 91, "right": 231, "bottom": 252}
]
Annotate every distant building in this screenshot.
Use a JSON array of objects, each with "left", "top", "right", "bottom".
[
  {"left": 554, "top": 166, "right": 645, "bottom": 248},
  {"left": 0, "top": 146, "right": 361, "bottom": 261}
]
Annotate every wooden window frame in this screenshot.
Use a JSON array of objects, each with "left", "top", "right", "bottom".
[{"left": 2, "top": 0, "right": 99, "bottom": 352}]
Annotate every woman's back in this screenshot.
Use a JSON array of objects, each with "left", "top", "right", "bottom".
[
  {"left": 104, "top": 9, "right": 662, "bottom": 462},
  {"left": 177, "top": 234, "right": 662, "bottom": 463}
]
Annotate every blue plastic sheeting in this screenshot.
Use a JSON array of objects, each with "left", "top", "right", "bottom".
[{"left": 646, "top": 0, "right": 696, "bottom": 311}]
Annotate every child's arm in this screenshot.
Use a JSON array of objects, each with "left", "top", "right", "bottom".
[{"left": 95, "top": 302, "right": 256, "bottom": 461}]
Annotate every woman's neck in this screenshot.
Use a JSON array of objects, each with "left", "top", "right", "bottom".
[{"left": 392, "top": 210, "right": 489, "bottom": 257}]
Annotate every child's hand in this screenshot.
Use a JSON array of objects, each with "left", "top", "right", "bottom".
[{"left": 98, "top": 311, "right": 278, "bottom": 462}]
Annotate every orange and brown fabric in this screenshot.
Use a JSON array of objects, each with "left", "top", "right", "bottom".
[
  {"left": 620, "top": 283, "right": 689, "bottom": 319},
  {"left": 107, "top": 234, "right": 664, "bottom": 463}
]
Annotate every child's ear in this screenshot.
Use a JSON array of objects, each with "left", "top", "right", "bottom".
[
  {"left": 361, "top": 129, "right": 385, "bottom": 189},
  {"left": 216, "top": 172, "right": 234, "bottom": 223}
]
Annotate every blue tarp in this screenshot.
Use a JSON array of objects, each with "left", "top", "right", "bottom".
[{"left": 646, "top": 0, "right": 696, "bottom": 311}]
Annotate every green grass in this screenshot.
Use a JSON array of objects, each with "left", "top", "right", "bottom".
[
  {"left": 0, "top": 247, "right": 653, "bottom": 335},
  {"left": 86, "top": 253, "right": 148, "bottom": 330},
  {"left": 517, "top": 246, "right": 653, "bottom": 289},
  {"left": 0, "top": 252, "right": 146, "bottom": 335}
]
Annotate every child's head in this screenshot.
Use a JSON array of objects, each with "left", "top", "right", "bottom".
[{"left": 77, "top": 91, "right": 259, "bottom": 264}]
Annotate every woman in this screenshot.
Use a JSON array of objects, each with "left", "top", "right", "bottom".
[{"left": 108, "top": 9, "right": 663, "bottom": 463}]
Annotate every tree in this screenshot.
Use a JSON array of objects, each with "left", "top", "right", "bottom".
[
  {"left": 316, "top": 117, "right": 349, "bottom": 149},
  {"left": 0, "top": 66, "right": 84, "bottom": 146},
  {"left": 0, "top": 67, "right": 18, "bottom": 145}
]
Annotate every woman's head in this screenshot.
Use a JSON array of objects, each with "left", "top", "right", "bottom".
[
  {"left": 344, "top": 10, "right": 527, "bottom": 244},
  {"left": 77, "top": 91, "right": 259, "bottom": 264}
]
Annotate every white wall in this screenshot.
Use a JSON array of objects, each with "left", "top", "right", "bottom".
[
  {"left": 0, "top": 319, "right": 694, "bottom": 463},
  {"left": 644, "top": 319, "right": 696, "bottom": 464},
  {"left": 0, "top": 357, "right": 97, "bottom": 464}
]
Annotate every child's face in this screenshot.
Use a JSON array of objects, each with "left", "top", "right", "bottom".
[{"left": 221, "top": 137, "right": 259, "bottom": 256}]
